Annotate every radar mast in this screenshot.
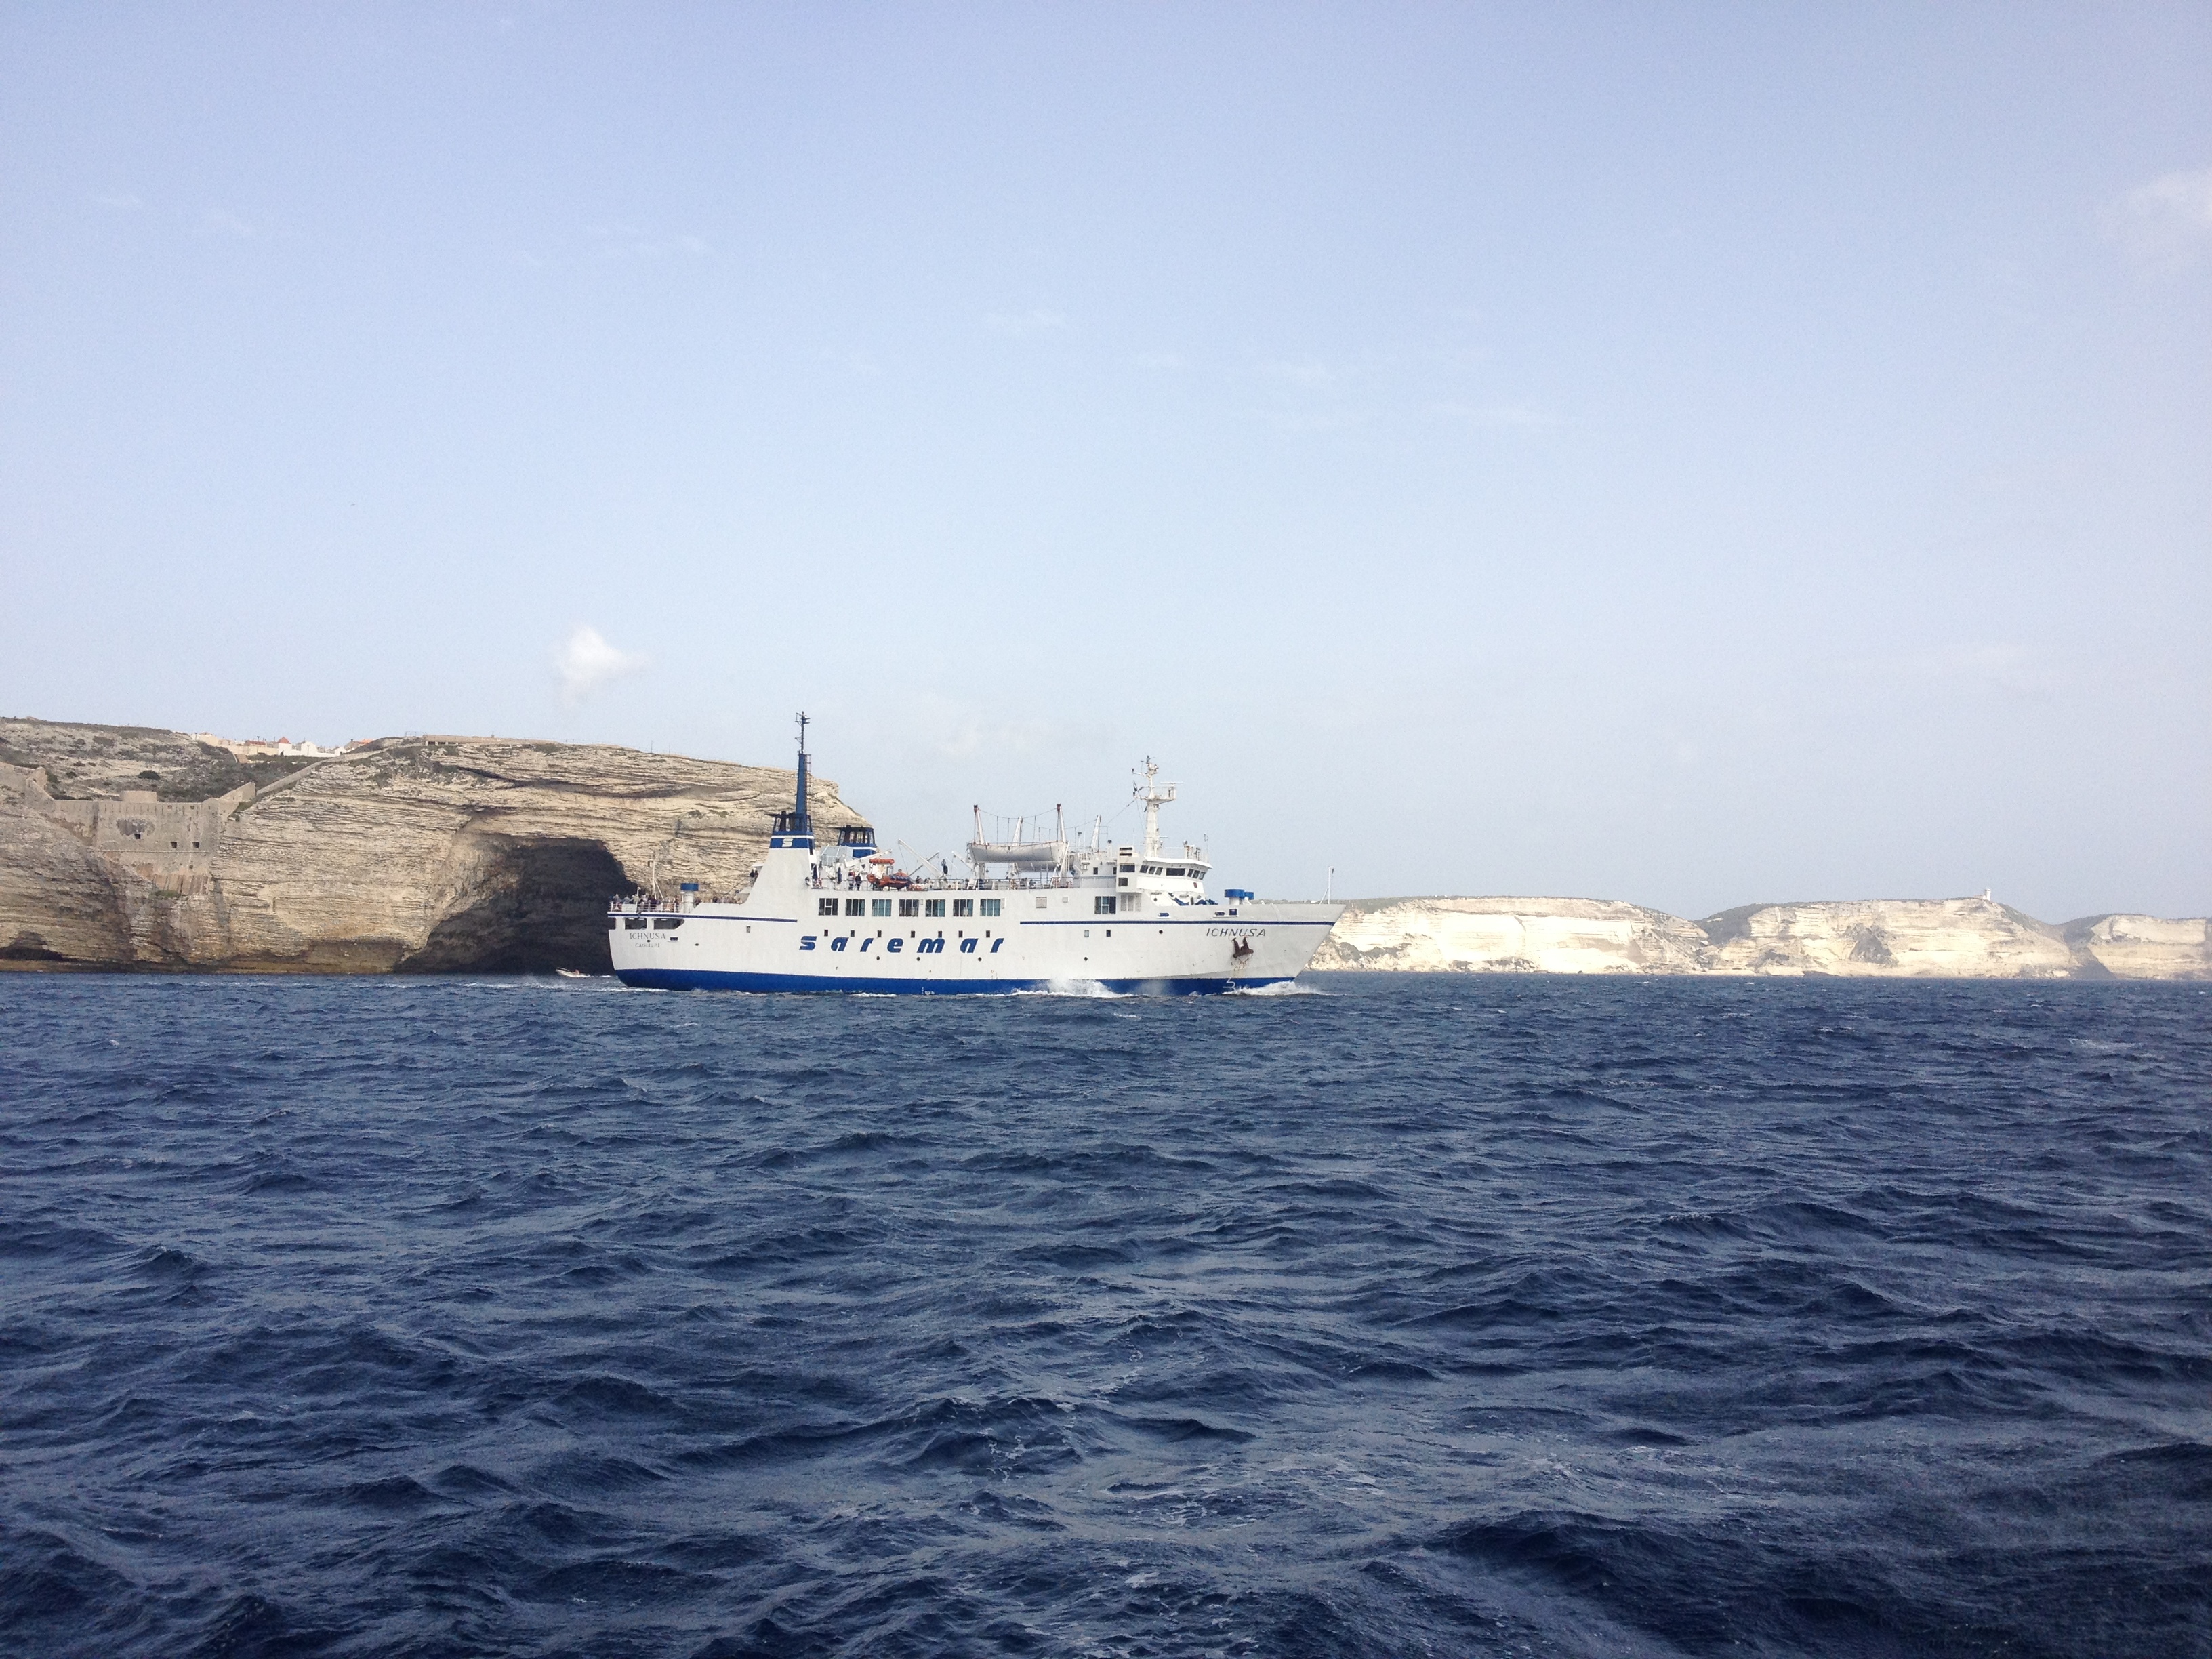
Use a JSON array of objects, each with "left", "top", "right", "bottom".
[
  {"left": 1134, "top": 758, "right": 1176, "bottom": 857},
  {"left": 793, "top": 710, "right": 811, "bottom": 836}
]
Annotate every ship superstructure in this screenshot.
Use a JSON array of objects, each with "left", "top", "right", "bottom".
[{"left": 606, "top": 716, "right": 1343, "bottom": 994}]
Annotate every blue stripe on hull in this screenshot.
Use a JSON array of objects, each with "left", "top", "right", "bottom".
[{"left": 612, "top": 969, "right": 1291, "bottom": 996}]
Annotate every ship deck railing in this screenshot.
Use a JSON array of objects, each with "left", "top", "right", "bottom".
[
  {"left": 805, "top": 874, "right": 1105, "bottom": 893},
  {"left": 609, "top": 872, "right": 1185, "bottom": 914}
]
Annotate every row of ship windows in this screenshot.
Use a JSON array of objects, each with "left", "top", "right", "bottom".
[
  {"left": 817, "top": 896, "right": 1141, "bottom": 918},
  {"left": 619, "top": 895, "right": 1231, "bottom": 935},
  {"left": 817, "top": 897, "right": 1007, "bottom": 918},
  {"left": 628, "top": 894, "right": 1181, "bottom": 932},
  {"left": 1120, "top": 863, "right": 1199, "bottom": 877}
]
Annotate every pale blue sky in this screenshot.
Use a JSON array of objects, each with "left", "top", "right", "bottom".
[{"left": 5, "top": 3, "right": 2207, "bottom": 918}]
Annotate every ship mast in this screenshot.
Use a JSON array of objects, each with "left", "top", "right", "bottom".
[
  {"left": 793, "top": 710, "right": 811, "bottom": 836},
  {"left": 1134, "top": 757, "right": 1175, "bottom": 857}
]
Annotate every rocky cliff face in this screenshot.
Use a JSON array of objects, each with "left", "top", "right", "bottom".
[
  {"left": 1310, "top": 895, "right": 2210, "bottom": 979},
  {"left": 1, "top": 720, "right": 859, "bottom": 972}
]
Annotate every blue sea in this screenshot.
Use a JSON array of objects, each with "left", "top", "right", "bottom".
[{"left": 3, "top": 972, "right": 2207, "bottom": 1658}]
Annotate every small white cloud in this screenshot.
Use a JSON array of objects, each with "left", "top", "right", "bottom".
[
  {"left": 1134, "top": 350, "right": 1185, "bottom": 371},
  {"left": 1854, "top": 640, "right": 2062, "bottom": 701},
  {"left": 1246, "top": 405, "right": 1375, "bottom": 434},
  {"left": 94, "top": 191, "right": 144, "bottom": 211},
  {"left": 899, "top": 693, "right": 1108, "bottom": 764},
  {"left": 1261, "top": 358, "right": 1334, "bottom": 387},
  {"left": 1428, "top": 400, "right": 1562, "bottom": 430},
  {"left": 197, "top": 208, "right": 257, "bottom": 239},
  {"left": 583, "top": 224, "right": 708, "bottom": 260},
  {"left": 1900, "top": 642, "right": 2030, "bottom": 679},
  {"left": 554, "top": 625, "right": 650, "bottom": 705},
  {"left": 2106, "top": 165, "right": 2212, "bottom": 271},
  {"left": 983, "top": 308, "right": 1067, "bottom": 337}
]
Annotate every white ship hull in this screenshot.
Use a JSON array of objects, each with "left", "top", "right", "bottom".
[
  {"left": 609, "top": 888, "right": 1343, "bottom": 995},
  {"left": 608, "top": 737, "right": 1343, "bottom": 995}
]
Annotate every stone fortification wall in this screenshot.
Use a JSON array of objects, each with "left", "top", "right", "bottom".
[{"left": 43, "top": 784, "right": 255, "bottom": 899}]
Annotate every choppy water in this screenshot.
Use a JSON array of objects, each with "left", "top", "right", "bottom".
[{"left": 2, "top": 972, "right": 2208, "bottom": 1658}]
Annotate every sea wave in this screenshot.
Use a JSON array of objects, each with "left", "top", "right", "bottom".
[{"left": 1, "top": 972, "right": 2205, "bottom": 1657}]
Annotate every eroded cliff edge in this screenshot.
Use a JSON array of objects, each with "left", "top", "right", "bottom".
[
  {"left": 1, "top": 718, "right": 859, "bottom": 972},
  {"left": 1311, "top": 895, "right": 2210, "bottom": 979}
]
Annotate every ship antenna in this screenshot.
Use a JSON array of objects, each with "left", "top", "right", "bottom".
[
  {"left": 1133, "top": 755, "right": 1175, "bottom": 858},
  {"left": 794, "top": 710, "right": 812, "bottom": 837}
]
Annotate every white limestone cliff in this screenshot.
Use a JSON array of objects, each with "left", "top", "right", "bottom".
[
  {"left": 1313, "top": 896, "right": 1713, "bottom": 974},
  {"left": 1310, "top": 895, "right": 2209, "bottom": 979},
  {"left": 1699, "top": 897, "right": 2079, "bottom": 977},
  {"left": 2063, "top": 914, "right": 2212, "bottom": 980}
]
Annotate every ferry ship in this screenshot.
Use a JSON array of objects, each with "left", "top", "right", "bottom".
[{"left": 607, "top": 718, "right": 1345, "bottom": 994}]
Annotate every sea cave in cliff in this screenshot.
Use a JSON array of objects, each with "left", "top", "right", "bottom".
[{"left": 398, "top": 837, "right": 634, "bottom": 975}]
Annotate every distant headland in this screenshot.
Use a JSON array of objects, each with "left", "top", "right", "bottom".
[
  {"left": 3, "top": 717, "right": 2204, "bottom": 978},
  {"left": 1311, "top": 895, "right": 2207, "bottom": 980}
]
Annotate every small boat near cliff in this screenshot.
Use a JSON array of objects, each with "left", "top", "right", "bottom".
[{"left": 607, "top": 718, "right": 1344, "bottom": 994}]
